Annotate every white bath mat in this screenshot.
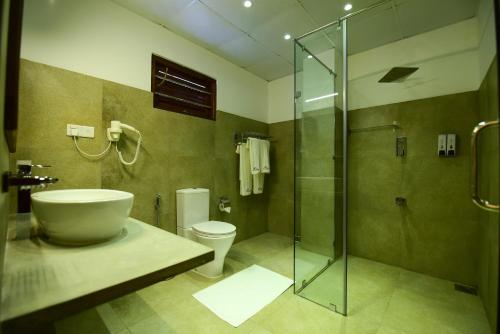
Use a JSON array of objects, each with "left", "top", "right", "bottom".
[{"left": 193, "top": 264, "right": 293, "bottom": 327}]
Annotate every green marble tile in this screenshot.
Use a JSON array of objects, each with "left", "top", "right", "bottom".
[
  {"left": 477, "top": 56, "right": 499, "bottom": 333},
  {"left": 14, "top": 60, "right": 270, "bottom": 243},
  {"left": 348, "top": 91, "right": 481, "bottom": 285}
]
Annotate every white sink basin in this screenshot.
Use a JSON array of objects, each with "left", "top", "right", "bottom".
[{"left": 31, "top": 189, "right": 134, "bottom": 245}]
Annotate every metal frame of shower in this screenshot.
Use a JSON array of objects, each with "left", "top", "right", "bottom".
[{"left": 293, "top": 0, "right": 393, "bottom": 317}]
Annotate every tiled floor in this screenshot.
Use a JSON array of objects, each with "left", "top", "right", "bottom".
[
  {"left": 294, "top": 245, "right": 332, "bottom": 287},
  {"left": 56, "top": 233, "right": 492, "bottom": 334}
]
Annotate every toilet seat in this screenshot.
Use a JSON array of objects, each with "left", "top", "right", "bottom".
[{"left": 192, "top": 220, "right": 236, "bottom": 237}]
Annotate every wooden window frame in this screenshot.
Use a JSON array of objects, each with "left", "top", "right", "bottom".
[{"left": 151, "top": 54, "right": 216, "bottom": 120}]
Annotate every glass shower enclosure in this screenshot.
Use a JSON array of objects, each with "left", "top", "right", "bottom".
[
  {"left": 294, "top": 2, "right": 499, "bottom": 332},
  {"left": 293, "top": 21, "right": 347, "bottom": 314}
]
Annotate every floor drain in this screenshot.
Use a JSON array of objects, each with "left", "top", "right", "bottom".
[{"left": 454, "top": 283, "right": 478, "bottom": 295}]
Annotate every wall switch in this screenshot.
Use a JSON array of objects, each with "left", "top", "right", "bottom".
[
  {"left": 66, "top": 124, "right": 95, "bottom": 138},
  {"left": 446, "top": 134, "right": 456, "bottom": 156},
  {"left": 438, "top": 134, "right": 447, "bottom": 157}
]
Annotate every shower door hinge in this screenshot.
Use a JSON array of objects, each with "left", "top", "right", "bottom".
[{"left": 295, "top": 91, "right": 302, "bottom": 99}]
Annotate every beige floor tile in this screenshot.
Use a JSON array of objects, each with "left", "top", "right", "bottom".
[
  {"left": 116, "top": 330, "right": 132, "bottom": 334},
  {"left": 381, "top": 288, "right": 491, "bottom": 334},
  {"left": 127, "top": 314, "right": 171, "bottom": 334},
  {"left": 231, "top": 233, "right": 292, "bottom": 263},
  {"left": 247, "top": 324, "right": 274, "bottom": 334},
  {"left": 157, "top": 296, "right": 256, "bottom": 334},
  {"left": 96, "top": 303, "right": 128, "bottom": 333},
  {"left": 53, "top": 233, "right": 492, "bottom": 334},
  {"left": 256, "top": 248, "right": 294, "bottom": 278},
  {"left": 55, "top": 308, "right": 109, "bottom": 334},
  {"left": 137, "top": 275, "right": 201, "bottom": 311},
  {"left": 397, "top": 269, "right": 484, "bottom": 313},
  {"left": 250, "top": 287, "right": 295, "bottom": 324},
  {"left": 257, "top": 294, "right": 343, "bottom": 334},
  {"left": 298, "top": 260, "right": 345, "bottom": 311},
  {"left": 109, "top": 293, "right": 157, "bottom": 327},
  {"left": 295, "top": 246, "right": 332, "bottom": 284},
  {"left": 376, "top": 325, "right": 413, "bottom": 334}
]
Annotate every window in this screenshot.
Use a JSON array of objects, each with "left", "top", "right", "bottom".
[{"left": 151, "top": 54, "right": 217, "bottom": 120}]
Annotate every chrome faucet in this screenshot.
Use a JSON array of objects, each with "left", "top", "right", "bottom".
[{"left": 2, "top": 161, "right": 58, "bottom": 213}]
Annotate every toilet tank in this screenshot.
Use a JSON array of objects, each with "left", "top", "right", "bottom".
[{"left": 176, "top": 188, "right": 209, "bottom": 229}]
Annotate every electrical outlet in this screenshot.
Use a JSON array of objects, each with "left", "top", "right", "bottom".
[{"left": 66, "top": 124, "right": 95, "bottom": 138}]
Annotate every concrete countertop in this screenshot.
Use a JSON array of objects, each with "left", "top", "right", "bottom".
[{"left": 0, "top": 218, "right": 214, "bottom": 332}]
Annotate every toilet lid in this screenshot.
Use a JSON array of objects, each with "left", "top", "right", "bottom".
[{"left": 192, "top": 221, "right": 236, "bottom": 236}]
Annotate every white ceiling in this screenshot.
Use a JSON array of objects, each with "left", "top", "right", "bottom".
[{"left": 112, "top": 0, "right": 481, "bottom": 81}]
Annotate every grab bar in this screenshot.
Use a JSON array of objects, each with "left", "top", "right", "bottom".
[{"left": 471, "top": 119, "right": 499, "bottom": 212}]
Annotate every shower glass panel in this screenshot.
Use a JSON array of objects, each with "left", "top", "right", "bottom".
[
  {"left": 294, "top": 22, "right": 346, "bottom": 314},
  {"left": 344, "top": 0, "right": 498, "bottom": 332}
]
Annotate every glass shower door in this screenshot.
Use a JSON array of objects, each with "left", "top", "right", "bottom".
[{"left": 293, "top": 22, "right": 346, "bottom": 314}]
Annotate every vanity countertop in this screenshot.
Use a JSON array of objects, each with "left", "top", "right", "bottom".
[{"left": 0, "top": 218, "right": 214, "bottom": 332}]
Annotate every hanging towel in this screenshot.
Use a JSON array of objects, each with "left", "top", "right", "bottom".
[
  {"left": 253, "top": 173, "right": 264, "bottom": 194},
  {"left": 248, "top": 138, "right": 261, "bottom": 175},
  {"left": 237, "top": 143, "right": 252, "bottom": 196},
  {"left": 259, "top": 139, "right": 270, "bottom": 173}
]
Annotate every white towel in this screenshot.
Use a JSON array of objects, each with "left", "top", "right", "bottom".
[
  {"left": 259, "top": 140, "right": 270, "bottom": 174},
  {"left": 248, "top": 138, "right": 261, "bottom": 175},
  {"left": 253, "top": 173, "right": 264, "bottom": 194},
  {"left": 237, "top": 143, "right": 252, "bottom": 196}
]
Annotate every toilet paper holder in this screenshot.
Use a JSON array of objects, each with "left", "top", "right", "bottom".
[{"left": 219, "top": 197, "right": 231, "bottom": 213}]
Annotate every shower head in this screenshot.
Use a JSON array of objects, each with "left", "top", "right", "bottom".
[{"left": 378, "top": 67, "right": 419, "bottom": 83}]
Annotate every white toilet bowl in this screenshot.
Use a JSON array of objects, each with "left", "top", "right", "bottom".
[{"left": 191, "top": 221, "right": 236, "bottom": 278}]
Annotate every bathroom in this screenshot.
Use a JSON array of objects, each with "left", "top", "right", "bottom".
[{"left": 0, "top": 0, "right": 499, "bottom": 333}]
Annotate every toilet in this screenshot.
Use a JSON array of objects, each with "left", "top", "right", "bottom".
[{"left": 176, "top": 188, "right": 236, "bottom": 278}]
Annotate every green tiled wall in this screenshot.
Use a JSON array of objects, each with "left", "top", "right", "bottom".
[
  {"left": 477, "top": 56, "right": 499, "bottom": 333},
  {"left": 270, "top": 91, "right": 485, "bottom": 285},
  {"left": 268, "top": 120, "right": 294, "bottom": 238},
  {"left": 12, "top": 60, "right": 268, "bottom": 243},
  {"left": 348, "top": 92, "right": 480, "bottom": 285},
  {"left": 269, "top": 108, "right": 343, "bottom": 258}
]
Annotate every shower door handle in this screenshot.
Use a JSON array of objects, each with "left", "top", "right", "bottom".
[{"left": 471, "top": 119, "right": 499, "bottom": 212}]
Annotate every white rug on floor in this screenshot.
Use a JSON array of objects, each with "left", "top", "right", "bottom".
[{"left": 193, "top": 264, "right": 293, "bottom": 327}]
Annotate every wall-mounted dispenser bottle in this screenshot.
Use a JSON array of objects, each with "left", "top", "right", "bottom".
[
  {"left": 446, "top": 134, "right": 456, "bottom": 156},
  {"left": 438, "top": 134, "right": 447, "bottom": 157},
  {"left": 437, "top": 134, "right": 457, "bottom": 157}
]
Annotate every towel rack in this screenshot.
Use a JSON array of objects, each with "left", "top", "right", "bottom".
[
  {"left": 234, "top": 131, "right": 273, "bottom": 145},
  {"left": 349, "top": 121, "right": 401, "bottom": 133}
]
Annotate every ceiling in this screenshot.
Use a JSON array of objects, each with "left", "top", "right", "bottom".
[{"left": 112, "top": 0, "right": 481, "bottom": 81}]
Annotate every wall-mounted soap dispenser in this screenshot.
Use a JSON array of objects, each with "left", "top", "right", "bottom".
[
  {"left": 446, "top": 134, "right": 456, "bottom": 156},
  {"left": 438, "top": 134, "right": 447, "bottom": 157},
  {"left": 437, "top": 134, "right": 457, "bottom": 157}
]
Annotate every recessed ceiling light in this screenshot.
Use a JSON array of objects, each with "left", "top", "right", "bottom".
[
  {"left": 284, "top": 33, "right": 291, "bottom": 40},
  {"left": 307, "top": 55, "right": 313, "bottom": 59},
  {"left": 243, "top": 0, "right": 252, "bottom": 8},
  {"left": 344, "top": 3, "right": 353, "bottom": 11}
]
